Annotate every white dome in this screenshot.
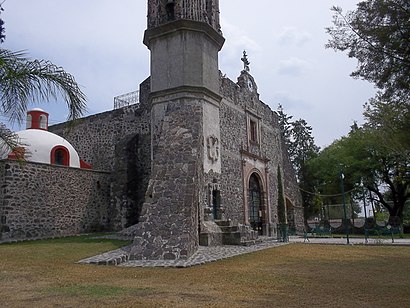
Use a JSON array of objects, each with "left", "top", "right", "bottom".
[
  {"left": 13, "top": 129, "right": 81, "bottom": 168},
  {"left": 28, "top": 107, "right": 46, "bottom": 112}
]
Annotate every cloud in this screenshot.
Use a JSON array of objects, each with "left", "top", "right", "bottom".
[
  {"left": 277, "top": 27, "right": 312, "bottom": 46},
  {"left": 219, "top": 18, "right": 263, "bottom": 77},
  {"left": 272, "top": 92, "right": 311, "bottom": 111},
  {"left": 277, "top": 57, "right": 312, "bottom": 76},
  {"left": 221, "top": 19, "right": 262, "bottom": 52}
]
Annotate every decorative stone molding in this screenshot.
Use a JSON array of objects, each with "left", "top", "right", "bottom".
[{"left": 206, "top": 135, "right": 220, "bottom": 163}]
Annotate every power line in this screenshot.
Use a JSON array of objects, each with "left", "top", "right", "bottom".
[{"left": 299, "top": 186, "right": 358, "bottom": 198}]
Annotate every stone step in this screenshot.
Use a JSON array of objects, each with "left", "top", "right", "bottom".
[
  {"left": 214, "top": 220, "right": 232, "bottom": 227},
  {"left": 219, "top": 225, "right": 239, "bottom": 233},
  {"left": 222, "top": 231, "right": 242, "bottom": 245},
  {"left": 240, "top": 239, "right": 263, "bottom": 246}
]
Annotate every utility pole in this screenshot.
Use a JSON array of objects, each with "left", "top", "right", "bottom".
[
  {"left": 340, "top": 171, "right": 350, "bottom": 244},
  {"left": 362, "top": 180, "right": 368, "bottom": 244}
]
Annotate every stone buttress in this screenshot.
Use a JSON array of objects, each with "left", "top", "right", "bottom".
[{"left": 130, "top": 0, "right": 224, "bottom": 260}]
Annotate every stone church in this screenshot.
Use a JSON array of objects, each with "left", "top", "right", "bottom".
[{"left": 0, "top": 0, "right": 303, "bottom": 260}]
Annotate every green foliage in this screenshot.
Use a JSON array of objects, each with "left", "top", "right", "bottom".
[
  {"left": 277, "top": 104, "right": 320, "bottom": 220},
  {"left": 307, "top": 124, "right": 409, "bottom": 224},
  {"left": 277, "top": 104, "right": 320, "bottom": 178},
  {"left": 326, "top": 1, "right": 410, "bottom": 102},
  {"left": 0, "top": 49, "right": 87, "bottom": 155},
  {"left": 277, "top": 103, "right": 293, "bottom": 149},
  {"left": 403, "top": 201, "right": 410, "bottom": 226},
  {"left": 0, "top": 49, "right": 86, "bottom": 123},
  {"left": 0, "top": 4, "right": 86, "bottom": 153},
  {"left": 323, "top": 0, "right": 410, "bottom": 224},
  {"left": 44, "top": 284, "right": 152, "bottom": 298},
  {"left": 0, "top": 122, "right": 18, "bottom": 157},
  {"left": 277, "top": 166, "right": 286, "bottom": 224},
  {"left": 375, "top": 210, "right": 390, "bottom": 222},
  {"left": 4, "top": 233, "right": 131, "bottom": 246},
  {"left": 364, "top": 94, "right": 410, "bottom": 158}
]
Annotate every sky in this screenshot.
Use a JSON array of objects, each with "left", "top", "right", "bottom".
[{"left": 1, "top": 0, "right": 377, "bottom": 148}]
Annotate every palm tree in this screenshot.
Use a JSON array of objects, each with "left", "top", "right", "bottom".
[{"left": 0, "top": 48, "right": 87, "bottom": 154}]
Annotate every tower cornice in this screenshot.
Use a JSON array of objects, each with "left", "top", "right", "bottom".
[
  {"left": 149, "top": 85, "right": 223, "bottom": 108},
  {"left": 144, "top": 19, "right": 225, "bottom": 51}
]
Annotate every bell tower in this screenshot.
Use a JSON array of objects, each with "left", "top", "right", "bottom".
[
  {"left": 147, "top": 0, "right": 221, "bottom": 33},
  {"left": 144, "top": 0, "right": 224, "bottom": 95},
  {"left": 130, "top": 0, "right": 225, "bottom": 260}
]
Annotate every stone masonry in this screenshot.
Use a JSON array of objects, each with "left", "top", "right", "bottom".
[
  {"left": 50, "top": 79, "right": 152, "bottom": 231},
  {"left": 0, "top": 0, "right": 304, "bottom": 254},
  {"left": 130, "top": 98, "right": 205, "bottom": 260},
  {"left": 0, "top": 160, "right": 111, "bottom": 240}
]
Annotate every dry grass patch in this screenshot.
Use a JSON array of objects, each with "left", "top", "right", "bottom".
[{"left": 1, "top": 235, "right": 410, "bottom": 307}]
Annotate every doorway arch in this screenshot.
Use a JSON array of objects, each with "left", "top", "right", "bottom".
[{"left": 248, "top": 173, "right": 265, "bottom": 235}]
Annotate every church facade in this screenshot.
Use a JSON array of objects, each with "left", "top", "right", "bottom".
[{"left": 0, "top": 0, "right": 303, "bottom": 260}]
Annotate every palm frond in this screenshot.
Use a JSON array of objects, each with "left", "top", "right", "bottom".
[
  {"left": 0, "top": 122, "right": 18, "bottom": 158},
  {"left": 0, "top": 48, "right": 87, "bottom": 123}
]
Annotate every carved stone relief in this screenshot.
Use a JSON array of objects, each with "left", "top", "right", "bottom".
[{"left": 206, "top": 135, "right": 219, "bottom": 163}]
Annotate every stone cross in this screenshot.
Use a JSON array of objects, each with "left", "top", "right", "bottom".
[{"left": 241, "top": 50, "right": 250, "bottom": 72}]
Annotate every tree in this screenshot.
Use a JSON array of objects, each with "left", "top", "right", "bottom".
[
  {"left": 277, "top": 104, "right": 292, "bottom": 150},
  {"left": 0, "top": 4, "right": 86, "bottom": 153},
  {"left": 0, "top": 49, "right": 86, "bottom": 123},
  {"left": 288, "top": 119, "right": 320, "bottom": 177},
  {"left": 276, "top": 105, "right": 319, "bottom": 178},
  {"left": 364, "top": 94, "right": 410, "bottom": 157},
  {"left": 276, "top": 105, "right": 320, "bottom": 220},
  {"left": 277, "top": 166, "right": 288, "bottom": 241},
  {"left": 307, "top": 126, "right": 409, "bottom": 226},
  {"left": 277, "top": 166, "right": 286, "bottom": 225},
  {"left": 326, "top": 1, "right": 410, "bottom": 102}
]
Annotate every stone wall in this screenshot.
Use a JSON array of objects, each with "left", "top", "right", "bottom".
[
  {"left": 50, "top": 79, "right": 151, "bottom": 172},
  {"left": 50, "top": 78, "right": 152, "bottom": 230},
  {"left": 218, "top": 96, "right": 247, "bottom": 224},
  {"left": 0, "top": 160, "right": 111, "bottom": 240},
  {"left": 130, "top": 96, "right": 205, "bottom": 260},
  {"left": 217, "top": 71, "right": 304, "bottom": 235}
]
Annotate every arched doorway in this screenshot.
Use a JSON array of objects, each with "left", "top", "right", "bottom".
[{"left": 248, "top": 173, "right": 265, "bottom": 235}]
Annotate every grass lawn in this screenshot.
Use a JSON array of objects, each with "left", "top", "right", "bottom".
[{"left": 1, "top": 235, "right": 409, "bottom": 307}]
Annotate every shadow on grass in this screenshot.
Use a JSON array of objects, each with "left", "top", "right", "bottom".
[
  {"left": 0, "top": 233, "right": 131, "bottom": 247},
  {"left": 43, "top": 284, "right": 154, "bottom": 298}
]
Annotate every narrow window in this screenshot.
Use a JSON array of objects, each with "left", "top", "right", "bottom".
[
  {"left": 39, "top": 115, "right": 47, "bottom": 129},
  {"left": 26, "top": 114, "right": 32, "bottom": 129},
  {"left": 166, "top": 2, "right": 175, "bottom": 21},
  {"left": 250, "top": 120, "right": 258, "bottom": 142}
]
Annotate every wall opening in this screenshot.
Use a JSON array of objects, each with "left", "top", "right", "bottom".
[
  {"left": 26, "top": 114, "right": 32, "bottom": 129},
  {"left": 39, "top": 115, "right": 47, "bottom": 130},
  {"left": 51, "top": 146, "right": 70, "bottom": 166},
  {"left": 248, "top": 173, "right": 265, "bottom": 235},
  {"left": 250, "top": 120, "right": 258, "bottom": 142},
  {"left": 166, "top": 1, "right": 175, "bottom": 21}
]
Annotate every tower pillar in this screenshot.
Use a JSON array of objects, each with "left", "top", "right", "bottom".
[{"left": 130, "top": 0, "right": 224, "bottom": 260}]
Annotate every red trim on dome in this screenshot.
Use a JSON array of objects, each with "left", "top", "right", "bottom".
[
  {"left": 50, "top": 146, "right": 70, "bottom": 166},
  {"left": 80, "top": 160, "right": 92, "bottom": 169},
  {"left": 27, "top": 110, "right": 49, "bottom": 130}
]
